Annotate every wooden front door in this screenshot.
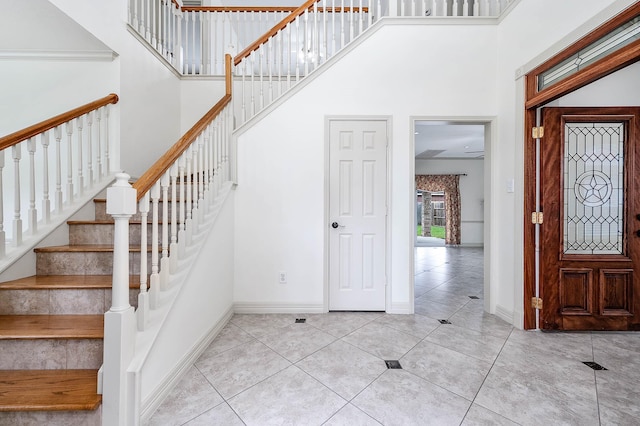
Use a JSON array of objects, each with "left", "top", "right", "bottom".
[{"left": 540, "top": 107, "right": 640, "bottom": 331}]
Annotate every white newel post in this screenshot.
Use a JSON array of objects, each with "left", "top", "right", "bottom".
[{"left": 103, "top": 172, "right": 137, "bottom": 426}]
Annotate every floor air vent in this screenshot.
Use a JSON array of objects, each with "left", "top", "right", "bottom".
[
  {"left": 295, "top": 318, "right": 306, "bottom": 323},
  {"left": 583, "top": 361, "right": 607, "bottom": 371},
  {"left": 385, "top": 360, "right": 402, "bottom": 369}
]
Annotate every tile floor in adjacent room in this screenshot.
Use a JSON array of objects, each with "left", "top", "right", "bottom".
[{"left": 146, "top": 247, "right": 640, "bottom": 425}]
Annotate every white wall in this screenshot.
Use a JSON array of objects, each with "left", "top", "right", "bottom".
[
  {"left": 415, "top": 159, "right": 484, "bottom": 246},
  {"left": 139, "top": 189, "right": 235, "bottom": 412},
  {"left": 234, "top": 21, "right": 498, "bottom": 314},
  {"left": 48, "top": 0, "right": 182, "bottom": 178},
  {"left": 493, "top": 0, "right": 630, "bottom": 325},
  {"left": 180, "top": 79, "right": 228, "bottom": 133}
]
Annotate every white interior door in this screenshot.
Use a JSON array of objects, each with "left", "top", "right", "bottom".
[{"left": 329, "top": 120, "right": 388, "bottom": 311}]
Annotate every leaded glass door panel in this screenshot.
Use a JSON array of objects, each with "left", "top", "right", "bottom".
[{"left": 540, "top": 107, "right": 640, "bottom": 331}]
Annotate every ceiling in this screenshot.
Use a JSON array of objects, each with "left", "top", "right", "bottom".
[{"left": 414, "top": 121, "right": 485, "bottom": 159}]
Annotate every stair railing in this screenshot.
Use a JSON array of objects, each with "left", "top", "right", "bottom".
[
  {"left": 0, "top": 94, "right": 119, "bottom": 266},
  {"left": 233, "top": 0, "right": 373, "bottom": 125}
]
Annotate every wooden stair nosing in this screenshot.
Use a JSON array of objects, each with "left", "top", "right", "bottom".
[
  {"left": 34, "top": 245, "right": 154, "bottom": 253},
  {"left": 0, "top": 275, "right": 140, "bottom": 290},
  {"left": 0, "top": 369, "right": 101, "bottom": 411},
  {"left": 0, "top": 315, "right": 104, "bottom": 340}
]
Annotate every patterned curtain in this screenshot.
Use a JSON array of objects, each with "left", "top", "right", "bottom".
[{"left": 415, "top": 174, "right": 461, "bottom": 245}]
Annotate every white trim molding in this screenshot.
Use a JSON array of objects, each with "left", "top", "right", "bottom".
[
  {"left": 0, "top": 49, "right": 117, "bottom": 61},
  {"left": 234, "top": 303, "right": 325, "bottom": 314}
]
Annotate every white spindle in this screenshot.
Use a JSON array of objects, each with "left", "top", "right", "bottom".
[
  {"left": 185, "top": 147, "right": 193, "bottom": 244},
  {"left": 12, "top": 144, "right": 22, "bottom": 247},
  {"left": 105, "top": 105, "right": 111, "bottom": 173},
  {"left": 138, "top": 192, "right": 150, "bottom": 330},
  {"left": 259, "top": 46, "right": 265, "bottom": 110},
  {"left": 203, "top": 126, "right": 211, "bottom": 203},
  {"left": 268, "top": 37, "right": 273, "bottom": 104},
  {"left": 169, "top": 164, "right": 178, "bottom": 273},
  {"left": 87, "top": 110, "right": 94, "bottom": 185},
  {"left": 250, "top": 51, "right": 256, "bottom": 116},
  {"left": 160, "top": 172, "right": 170, "bottom": 288},
  {"left": 27, "top": 138, "right": 37, "bottom": 235},
  {"left": 287, "top": 24, "right": 292, "bottom": 90},
  {"left": 453, "top": 0, "right": 459, "bottom": 16},
  {"left": 76, "top": 116, "right": 84, "bottom": 196},
  {"left": 54, "top": 126, "right": 63, "bottom": 213},
  {"left": 199, "top": 11, "right": 204, "bottom": 75},
  {"left": 191, "top": 12, "right": 197, "bottom": 75},
  {"left": 473, "top": 0, "right": 479, "bottom": 16},
  {"left": 0, "top": 151, "right": 4, "bottom": 258},
  {"left": 178, "top": 155, "right": 186, "bottom": 257},
  {"left": 340, "top": 0, "right": 345, "bottom": 48},
  {"left": 65, "top": 121, "right": 74, "bottom": 203},
  {"left": 463, "top": 0, "right": 469, "bottom": 16},
  {"left": 151, "top": 0, "right": 157, "bottom": 47},
  {"left": 198, "top": 135, "right": 205, "bottom": 221},
  {"left": 192, "top": 141, "right": 200, "bottom": 226},
  {"left": 40, "top": 132, "right": 51, "bottom": 224},
  {"left": 96, "top": 108, "right": 103, "bottom": 178},
  {"left": 149, "top": 182, "right": 160, "bottom": 308}
]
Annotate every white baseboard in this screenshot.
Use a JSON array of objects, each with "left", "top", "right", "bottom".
[
  {"left": 139, "top": 306, "right": 234, "bottom": 424},
  {"left": 495, "top": 304, "right": 514, "bottom": 325},
  {"left": 387, "top": 302, "right": 413, "bottom": 314},
  {"left": 233, "top": 302, "right": 325, "bottom": 314}
]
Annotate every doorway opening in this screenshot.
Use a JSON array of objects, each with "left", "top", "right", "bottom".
[
  {"left": 416, "top": 191, "right": 446, "bottom": 247},
  {"left": 412, "top": 118, "right": 491, "bottom": 317}
]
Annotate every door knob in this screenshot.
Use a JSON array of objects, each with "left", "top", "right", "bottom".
[{"left": 331, "top": 222, "right": 339, "bottom": 229}]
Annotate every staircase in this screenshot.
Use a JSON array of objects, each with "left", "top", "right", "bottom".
[{"left": 0, "top": 195, "right": 140, "bottom": 425}]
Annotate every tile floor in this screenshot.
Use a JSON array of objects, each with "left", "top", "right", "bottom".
[{"left": 146, "top": 247, "right": 640, "bottom": 425}]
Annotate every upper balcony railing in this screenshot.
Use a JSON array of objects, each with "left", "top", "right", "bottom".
[{"left": 128, "top": 0, "right": 514, "bottom": 77}]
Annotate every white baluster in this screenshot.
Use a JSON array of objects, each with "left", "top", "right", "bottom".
[
  {"left": 340, "top": 0, "right": 345, "bottom": 47},
  {"left": 65, "top": 121, "right": 74, "bottom": 203},
  {"left": 151, "top": 0, "right": 157, "bottom": 47},
  {"left": 105, "top": 105, "right": 111, "bottom": 173},
  {"left": 0, "top": 151, "right": 4, "bottom": 258},
  {"left": 191, "top": 12, "right": 197, "bottom": 75},
  {"left": 169, "top": 164, "right": 179, "bottom": 273},
  {"left": 138, "top": 192, "right": 149, "bottom": 330},
  {"left": 452, "top": 0, "right": 459, "bottom": 16},
  {"left": 197, "top": 135, "right": 205, "bottom": 222},
  {"left": 199, "top": 10, "right": 204, "bottom": 75},
  {"left": 463, "top": 0, "right": 469, "bottom": 16},
  {"left": 160, "top": 171, "right": 170, "bottom": 288},
  {"left": 76, "top": 116, "right": 84, "bottom": 196},
  {"left": 287, "top": 24, "right": 292, "bottom": 90},
  {"left": 40, "top": 132, "right": 51, "bottom": 224},
  {"left": 96, "top": 108, "right": 103, "bottom": 178},
  {"left": 12, "top": 144, "right": 22, "bottom": 247},
  {"left": 473, "top": 0, "right": 479, "bottom": 16},
  {"left": 322, "top": 4, "right": 328, "bottom": 63},
  {"left": 54, "top": 126, "right": 63, "bottom": 213},
  {"left": 191, "top": 140, "right": 200, "bottom": 227},
  {"left": 176, "top": 7, "right": 183, "bottom": 70},
  {"left": 185, "top": 146, "right": 193, "bottom": 244},
  {"left": 259, "top": 46, "right": 265, "bottom": 110},
  {"left": 149, "top": 182, "right": 160, "bottom": 308},
  {"left": 27, "top": 138, "right": 37, "bottom": 235},
  {"left": 87, "top": 111, "right": 94, "bottom": 186},
  {"left": 268, "top": 37, "right": 273, "bottom": 104},
  {"left": 251, "top": 51, "right": 258, "bottom": 116},
  {"left": 178, "top": 155, "right": 186, "bottom": 257},
  {"left": 203, "top": 125, "right": 211, "bottom": 204}
]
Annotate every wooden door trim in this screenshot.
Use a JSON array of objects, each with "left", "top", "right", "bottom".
[{"left": 523, "top": 3, "right": 640, "bottom": 329}]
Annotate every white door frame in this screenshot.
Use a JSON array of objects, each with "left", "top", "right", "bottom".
[
  {"left": 324, "top": 116, "right": 392, "bottom": 312},
  {"left": 409, "top": 116, "right": 496, "bottom": 315}
]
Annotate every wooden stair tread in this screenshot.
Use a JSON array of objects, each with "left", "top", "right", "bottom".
[
  {"left": 34, "top": 245, "right": 149, "bottom": 253},
  {"left": 67, "top": 220, "right": 164, "bottom": 225},
  {"left": 0, "top": 369, "right": 101, "bottom": 411},
  {"left": 0, "top": 275, "right": 139, "bottom": 290},
  {"left": 0, "top": 315, "right": 104, "bottom": 339}
]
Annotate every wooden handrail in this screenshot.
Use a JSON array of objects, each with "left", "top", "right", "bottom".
[
  {"left": 0, "top": 93, "right": 119, "bottom": 151},
  {"left": 234, "top": 0, "right": 320, "bottom": 66},
  {"left": 133, "top": 55, "right": 233, "bottom": 201},
  {"left": 183, "top": 5, "right": 368, "bottom": 13}
]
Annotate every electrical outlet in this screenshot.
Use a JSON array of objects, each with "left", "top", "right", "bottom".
[{"left": 279, "top": 271, "right": 287, "bottom": 284}]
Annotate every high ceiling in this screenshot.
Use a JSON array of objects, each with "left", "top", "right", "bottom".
[{"left": 414, "top": 121, "right": 485, "bottom": 159}]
